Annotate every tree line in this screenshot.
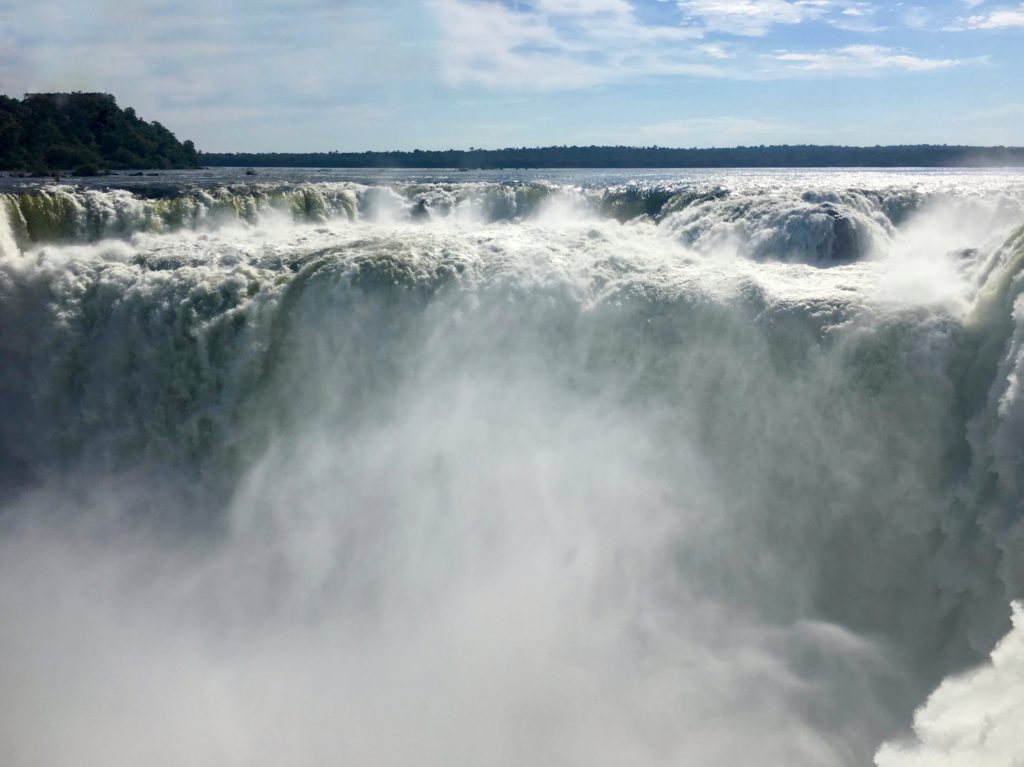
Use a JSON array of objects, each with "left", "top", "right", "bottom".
[
  {"left": 2, "top": 92, "right": 1020, "bottom": 173},
  {"left": 0, "top": 92, "right": 199, "bottom": 175},
  {"left": 200, "top": 144, "right": 1024, "bottom": 169}
]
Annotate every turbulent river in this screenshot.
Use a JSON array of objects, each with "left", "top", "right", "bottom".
[{"left": 1, "top": 168, "right": 1023, "bottom": 766}]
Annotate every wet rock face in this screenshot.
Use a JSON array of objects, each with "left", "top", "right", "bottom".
[
  {"left": 411, "top": 199, "right": 430, "bottom": 221},
  {"left": 823, "top": 204, "right": 858, "bottom": 262}
]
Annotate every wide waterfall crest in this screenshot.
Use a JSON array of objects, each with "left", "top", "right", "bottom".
[{"left": 2, "top": 172, "right": 1022, "bottom": 264}]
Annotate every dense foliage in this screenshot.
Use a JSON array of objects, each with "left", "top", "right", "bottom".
[
  {"left": 0, "top": 92, "right": 198, "bottom": 174},
  {"left": 202, "top": 144, "right": 1024, "bottom": 169}
]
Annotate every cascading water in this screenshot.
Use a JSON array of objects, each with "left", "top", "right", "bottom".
[{"left": 1, "top": 169, "right": 1023, "bottom": 767}]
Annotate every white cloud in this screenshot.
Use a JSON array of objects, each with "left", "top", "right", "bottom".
[
  {"left": 775, "top": 44, "right": 961, "bottom": 73},
  {"left": 961, "top": 4, "right": 1024, "bottom": 28},
  {"left": 901, "top": 6, "right": 931, "bottom": 29},
  {"left": 698, "top": 43, "right": 736, "bottom": 58},
  {"left": 430, "top": 0, "right": 965, "bottom": 89},
  {"left": 677, "top": 0, "right": 890, "bottom": 35},
  {"left": 532, "top": 0, "right": 633, "bottom": 13},
  {"left": 830, "top": 2, "right": 884, "bottom": 31},
  {"left": 676, "top": 0, "right": 831, "bottom": 36},
  {"left": 0, "top": 0, "right": 430, "bottom": 151},
  {"left": 432, "top": 0, "right": 605, "bottom": 89},
  {"left": 431, "top": 0, "right": 717, "bottom": 90}
]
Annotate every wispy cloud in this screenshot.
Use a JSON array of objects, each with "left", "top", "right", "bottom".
[
  {"left": 675, "top": 0, "right": 889, "bottom": 35},
  {"left": 698, "top": 43, "right": 736, "bottom": 59},
  {"left": 0, "top": 0, "right": 430, "bottom": 150},
  {"left": 1, "top": 0, "right": 1011, "bottom": 149},
  {"left": 676, "top": 0, "right": 831, "bottom": 36},
  {"left": 831, "top": 2, "right": 885, "bottom": 32},
  {"left": 432, "top": 0, "right": 718, "bottom": 89},
  {"left": 532, "top": 0, "right": 634, "bottom": 12},
  {"left": 774, "top": 45, "right": 962, "bottom": 73},
  {"left": 954, "top": 4, "right": 1024, "bottom": 28},
  {"left": 901, "top": 6, "right": 931, "bottom": 29},
  {"left": 431, "top": 0, "right": 975, "bottom": 89}
]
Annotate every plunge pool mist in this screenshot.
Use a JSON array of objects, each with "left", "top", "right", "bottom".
[{"left": 2, "top": 167, "right": 1024, "bottom": 766}]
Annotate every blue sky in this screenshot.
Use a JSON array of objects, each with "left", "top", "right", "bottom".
[{"left": 1, "top": 0, "right": 1022, "bottom": 150}]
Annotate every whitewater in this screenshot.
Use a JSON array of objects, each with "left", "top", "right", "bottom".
[{"left": 1, "top": 167, "right": 1024, "bottom": 766}]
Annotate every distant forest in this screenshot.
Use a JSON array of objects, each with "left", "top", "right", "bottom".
[
  {"left": 201, "top": 144, "right": 1024, "bottom": 169},
  {"left": 1, "top": 92, "right": 1021, "bottom": 173},
  {"left": 0, "top": 92, "right": 198, "bottom": 174}
]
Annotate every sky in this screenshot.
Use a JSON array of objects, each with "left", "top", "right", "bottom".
[{"left": 0, "top": 0, "right": 1022, "bottom": 151}]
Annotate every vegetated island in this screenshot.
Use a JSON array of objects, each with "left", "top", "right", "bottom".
[
  {"left": 0, "top": 92, "right": 198, "bottom": 176},
  {"left": 201, "top": 144, "right": 1024, "bottom": 169}
]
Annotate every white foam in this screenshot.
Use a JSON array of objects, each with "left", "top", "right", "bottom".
[{"left": 875, "top": 602, "right": 1024, "bottom": 767}]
